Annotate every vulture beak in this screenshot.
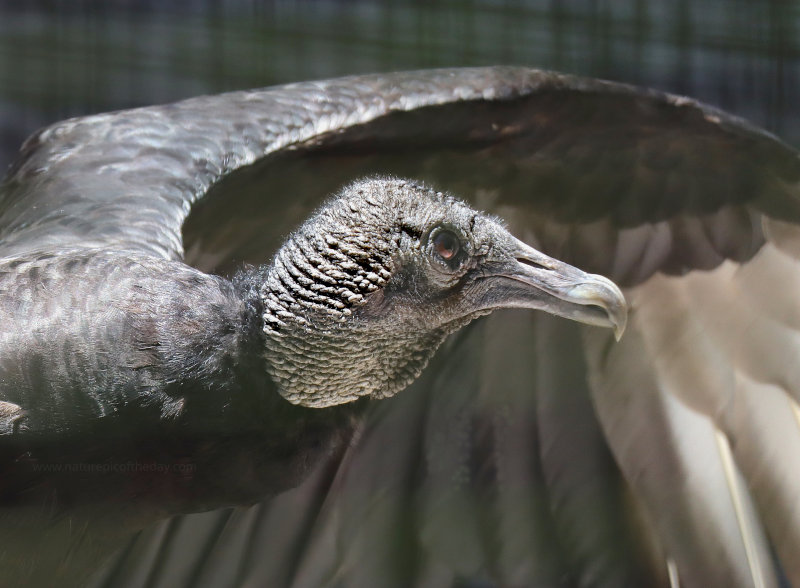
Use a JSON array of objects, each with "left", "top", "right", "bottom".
[{"left": 486, "top": 236, "right": 628, "bottom": 340}]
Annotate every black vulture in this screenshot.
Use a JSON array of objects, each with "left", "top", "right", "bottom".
[{"left": 1, "top": 67, "right": 799, "bottom": 588}]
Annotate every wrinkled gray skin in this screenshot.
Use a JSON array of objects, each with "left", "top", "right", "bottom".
[{"left": 260, "top": 177, "right": 626, "bottom": 408}]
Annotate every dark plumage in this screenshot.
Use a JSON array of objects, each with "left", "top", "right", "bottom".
[{"left": 1, "top": 67, "right": 799, "bottom": 588}]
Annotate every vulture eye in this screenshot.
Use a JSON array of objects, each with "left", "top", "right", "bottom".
[{"left": 432, "top": 230, "right": 460, "bottom": 261}]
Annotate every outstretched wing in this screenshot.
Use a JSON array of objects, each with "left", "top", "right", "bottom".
[
  {"left": 0, "top": 67, "right": 614, "bottom": 260},
  {"left": 3, "top": 68, "right": 800, "bottom": 587}
]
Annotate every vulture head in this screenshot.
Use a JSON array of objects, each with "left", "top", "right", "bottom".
[{"left": 256, "top": 176, "right": 626, "bottom": 407}]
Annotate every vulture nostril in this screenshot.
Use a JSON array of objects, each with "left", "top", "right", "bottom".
[{"left": 517, "top": 258, "right": 550, "bottom": 271}]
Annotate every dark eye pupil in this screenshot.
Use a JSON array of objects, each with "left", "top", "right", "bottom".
[{"left": 433, "top": 231, "right": 459, "bottom": 260}]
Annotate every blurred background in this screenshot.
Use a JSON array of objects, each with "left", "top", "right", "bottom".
[{"left": 1, "top": 0, "right": 799, "bottom": 175}]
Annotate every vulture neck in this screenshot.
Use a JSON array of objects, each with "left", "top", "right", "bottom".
[{"left": 242, "top": 258, "right": 457, "bottom": 410}]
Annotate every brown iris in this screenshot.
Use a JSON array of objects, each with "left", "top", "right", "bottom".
[{"left": 433, "top": 230, "right": 460, "bottom": 260}]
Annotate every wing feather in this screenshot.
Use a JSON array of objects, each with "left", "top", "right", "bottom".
[{"left": 585, "top": 321, "right": 778, "bottom": 588}]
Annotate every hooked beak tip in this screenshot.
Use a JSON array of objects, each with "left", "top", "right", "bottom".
[
  {"left": 567, "top": 279, "right": 628, "bottom": 341},
  {"left": 614, "top": 320, "right": 626, "bottom": 342}
]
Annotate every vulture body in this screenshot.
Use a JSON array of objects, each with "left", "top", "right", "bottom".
[{"left": 0, "top": 67, "right": 799, "bottom": 588}]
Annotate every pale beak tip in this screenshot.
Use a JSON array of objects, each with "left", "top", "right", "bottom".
[
  {"left": 606, "top": 286, "right": 627, "bottom": 342},
  {"left": 613, "top": 318, "right": 626, "bottom": 342},
  {"left": 568, "top": 277, "right": 628, "bottom": 341}
]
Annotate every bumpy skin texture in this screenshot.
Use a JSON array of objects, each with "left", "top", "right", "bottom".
[
  {"left": 2, "top": 67, "right": 800, "bottom": 588},
  {"left": 261, "top": 178, "right": 492, "bottom": 407},
  {"left": 260, "top": 176, "right": 623, "bottom": 408}
]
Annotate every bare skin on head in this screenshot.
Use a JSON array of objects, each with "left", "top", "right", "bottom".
[{"left": 258, "top": 177, "right": 627, "bottom": 408}]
